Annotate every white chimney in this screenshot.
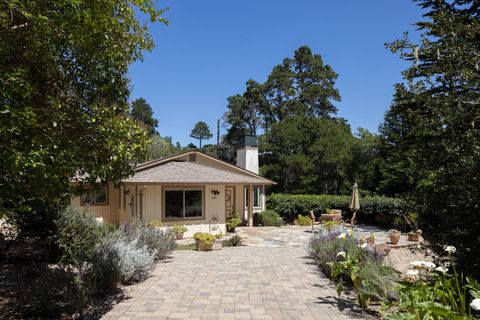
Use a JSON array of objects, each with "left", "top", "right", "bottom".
[{"left": 236, "top": 135, "right": 259, "bottom": 174}]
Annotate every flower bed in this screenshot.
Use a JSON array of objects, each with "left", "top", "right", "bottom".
[
  {"left": 308, "top": 225, "right": 398, "bottom": 308},
  {"left": 309, "top": 225, "right": 480, "bottom": 318}
]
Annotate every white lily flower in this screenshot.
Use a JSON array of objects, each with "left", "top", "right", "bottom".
[
  {"left": 409, "top": 261, "right": 424, "bottom": 268},
  {"left": 445, "top": 246, "right": 456, "bottom": 254},
  {"left": 337, "top": 233, "right": 347, "bottom": 239},
  {"left": 422, "top": 261, "right": 436, "bottom": 270},
  {"left": 470, "top": 298, "right": 480, "bottom": 311},
  {"left": 336, "top": 251, "right": 346, "bottom": 259},
  {"left": 406, "top": 270, "right": 419, "bottom": 276},
  {"left": 435, "top": 266, "right": 448, "bottom": 273}
]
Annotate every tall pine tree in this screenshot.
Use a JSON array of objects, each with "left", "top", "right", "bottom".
[{"left": 385, "top": 0, "right": 480, "bottom": 277}]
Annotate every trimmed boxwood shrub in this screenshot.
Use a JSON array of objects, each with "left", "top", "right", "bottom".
[{"left": 267, "top": 194, "right": 408, "bottom": 223}]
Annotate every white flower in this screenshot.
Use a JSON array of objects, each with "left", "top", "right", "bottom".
[
  {"left": 406, "top": 270, "right": 419, "bottom": 276},
  {"left": 422, "top": 261, "right": 436, "bottom": 270},
  {"left": 445, "top": 246, "right": 456, "bottom": 254},
  {"left": 337, "top": 233, "right": 347, "bottom": 239},
  {"left": 336, "top": 251, "right": 346, "bottom": 259},
  {"left": 435, "top": 266, "right": 448, "bottom": 273},
  {"left": 470, "top": 298, "right": 480, "bottom": 311},
  {"left": 360, "top": 243, "right": 368, "bottom": 249},
  {"left": 409, "top": 261, "right": 424, "bottom": 268}
]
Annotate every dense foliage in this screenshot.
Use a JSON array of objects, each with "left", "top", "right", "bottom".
[
  {"left": 267, "top": 193, "right": 408, "bottom": 223},
  {"left": 0, "top": 0, "right": 166, "bottom": 238},
  {"left": 222, "top": 46, "right": 378, "bottom": 194},
  {"left": 381, "top": 0, "right": 480, "bottom": 278},
  {"left": 130, "top": 98, "right": 159, "bottom": 135}
]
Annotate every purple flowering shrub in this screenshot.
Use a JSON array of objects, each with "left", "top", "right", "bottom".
[
  {"left": 309, "top": 225, "right": 389, "bottom": 268},
  {"left": 308, "top": 224, "right": 399, "bottom": 303}
]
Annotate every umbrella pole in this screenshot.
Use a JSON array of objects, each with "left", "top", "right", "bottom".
[{"left": 351, "top": 210, "right": 357, "bottom": 226}]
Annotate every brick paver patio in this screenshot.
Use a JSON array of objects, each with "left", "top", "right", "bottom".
[{"left": 103, "top": 227, "right": 375, "bottom": 320}]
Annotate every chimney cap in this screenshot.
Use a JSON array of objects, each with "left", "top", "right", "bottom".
[{"left": 237, "top": 135, "right": 258, "bottom": 148}]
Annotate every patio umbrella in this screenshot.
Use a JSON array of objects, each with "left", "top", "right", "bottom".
[{"left": 349, "top": 182, "right": 360, "bottom": 225}]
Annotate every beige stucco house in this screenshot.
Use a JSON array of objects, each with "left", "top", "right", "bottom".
[{"left": 71, "top": 138, "right": 274, "bottom": 237}]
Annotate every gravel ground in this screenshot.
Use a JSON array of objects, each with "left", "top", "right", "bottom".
[{"left": 387, "top": 244, "right": 434, "bottom": 274}]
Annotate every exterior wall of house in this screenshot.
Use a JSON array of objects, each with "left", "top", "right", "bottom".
[
  {"left": 71, "top": 183, "right": 119, "bottom": 223},
  {"left": 71, "top": 183, "right": 230, "bottom": 237}
]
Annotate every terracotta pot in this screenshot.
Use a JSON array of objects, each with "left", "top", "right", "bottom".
[
  {"left": 389, "top": 233, "right": 401, "bottom": 245},
  {"left": 408, "top": 233, "right": 420, "bottom": 242},
  {"left": 175, "top": 232, "right": 184, "bottom": 240},
  {"left": 195, "top": 239, "right": 213, "bottom": 251}
]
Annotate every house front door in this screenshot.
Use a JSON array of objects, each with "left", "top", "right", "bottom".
[{"left": 225, "top": 186, "right": 235, "bottom": 217}]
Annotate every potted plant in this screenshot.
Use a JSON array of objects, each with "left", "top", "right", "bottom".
[
  {"left": 226, "top": 215, "right": 241, "bottom": 233},
  {"left": 171, "top": 225, "right": 188, "bottom": 240},
  {"left": 388, "top": 229, "right": 401, "bottom": 245},
  {"left": 393, "top": 216, "right": 406, "bottom": 232},
  {"left": 145, "top": 219, "right": 163, "bottom": 228},
  {"left": 408, "top": 229, "right": 422, "bottom": 242},
  {"left": 193, "top": 232, "right": 216, "bottom": 251},
  {"left": 320, "top": 208, "right": 342, "bottom": 222},
  {"left": 366, "top": 232, "right": 375, "bottom": 245}
]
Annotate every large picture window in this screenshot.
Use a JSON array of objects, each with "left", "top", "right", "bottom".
[
  {"left": 165, "top": 188, "right": 203, "bottom": 219},
  {"left": 80, "top": 186, "right": 108, "bottom": 206}
]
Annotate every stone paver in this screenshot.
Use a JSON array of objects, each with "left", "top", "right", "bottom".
[
  {"left": 235, "top": 224, "right": 416, "bottom": 248},
  {"left": 103, "top": 227, "right": 376, "bottom": 320}
]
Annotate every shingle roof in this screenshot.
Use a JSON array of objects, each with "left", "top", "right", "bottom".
[{"left": 125, "top": 161, "right": 272, "bottom": 184}]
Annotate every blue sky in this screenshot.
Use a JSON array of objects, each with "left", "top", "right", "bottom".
[{"left": 129, "top": 0, "right": 424, "bottom": 146}]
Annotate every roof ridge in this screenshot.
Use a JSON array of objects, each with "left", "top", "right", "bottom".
[{"left": 179, "top": 161, "right": 246, "bottom": 182}]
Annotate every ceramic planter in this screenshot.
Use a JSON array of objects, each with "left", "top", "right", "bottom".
[
  {"left": 389, "top": 233, "right": 401, "bottom": 245},
  {"left": 408, "top": 233, "right": 420, "bottom": 242},
  {"left": 175, "top": 232, "right": 184, "bottom": 240}
]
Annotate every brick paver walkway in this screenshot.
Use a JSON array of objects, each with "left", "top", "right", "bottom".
[{"left": 103, "top": 238, "right": 373, "bottom": 319}]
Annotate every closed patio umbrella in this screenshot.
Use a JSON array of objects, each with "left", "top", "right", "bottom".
[{"left": 349, "top": 182, "right": 360, "bottom": 225}]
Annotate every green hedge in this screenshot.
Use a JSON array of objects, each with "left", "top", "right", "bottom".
[{"left": 266, "top": 194, "right": 408, "bottom": 222}]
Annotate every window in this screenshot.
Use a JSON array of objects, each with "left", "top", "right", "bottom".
[
  {"left": 244, "top": 186, "right": 263, "bottom": 208},
  {"left": 80, "top": 186, "right": 108, "bottom": 206},
  {"left": 165, "top": 188, "right": 203, "bottom": 219},
  {"left": 254, "top": 187, "right": 261, "bottom": 207}
]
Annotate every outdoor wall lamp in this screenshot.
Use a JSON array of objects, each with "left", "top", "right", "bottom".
[
  {"left": 211, "top": 190, "right": 220, "bottom": 196},
  {"left": 124, "top": 190, "right": 130, "bottom": 196}
]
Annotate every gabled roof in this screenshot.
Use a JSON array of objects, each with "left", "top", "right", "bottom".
[{"left": 128, "top": 151, "right": 275, "bottom": 185}]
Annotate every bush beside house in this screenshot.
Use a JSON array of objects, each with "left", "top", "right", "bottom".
[
  {"left": 53, "top": 206, "right": 176, "bottom": 315},
  {"left": 253, "top": 210, "right": 283, "bottom": 227}
]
